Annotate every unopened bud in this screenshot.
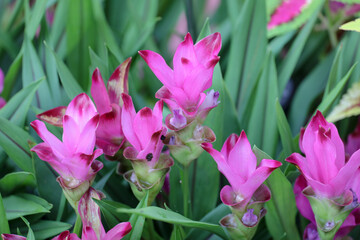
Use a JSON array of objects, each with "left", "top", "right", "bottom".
[{"left": 241, "top": 209, "right": 258, "bottom": 227}]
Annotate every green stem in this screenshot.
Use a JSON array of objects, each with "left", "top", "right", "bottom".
[
  {"left": 73, "top": 214, "right": 82, "bottom": 237},
  {"left": 181, "top": 165, "right": 191, "bottom": 218}
]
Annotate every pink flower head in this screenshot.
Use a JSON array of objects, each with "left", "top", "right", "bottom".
[
  {"left": 268, "top": 0, "right": 308, "bottom": 29},
  {"left": 1, "top": 234, "right": 26, "bottom": 240},
  {"left": 52, "top": 231, "right": 80, "bottom": 240},
  {"left": 78, "top": 188, "right": 132, "bottom": 240},
  {"left": 286, "top": 111, "right": 360, "bottom": 199},
  {"left": 294, "top": 175, "right": 360, "bottom": 239},
  {"left": 0, "top": 68, "right": 6, "bottom": 108},
  {"left": 91, "top": 58, "right": 131, "bottom": 156},
  {"left": 139, "top": 32, "right": 221, "bottom": 117},
  {"left": 202, "top": 131, "right": 281, "bottom": 208},
  {"left": 121, "top": 93, "right": 165, "bottom": 166},
  {"left": 31, "top": 93, "right": 103, "bottom": 188}
]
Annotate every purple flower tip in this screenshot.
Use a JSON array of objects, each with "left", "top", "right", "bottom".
[
  {"left": 170, "top": 109, "right": 187, "bottom": 129},
  {"left": 241, "top": 208, "right": 258, "bottom": 227}
]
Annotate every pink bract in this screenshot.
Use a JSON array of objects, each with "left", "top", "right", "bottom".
[
  {"left": 268, "top": 0, "right": 308, "bottom": 29},
  {"left": 31, "top": 93, "right": 103, "bottom": 188},
  {"left": 139, "top": 32, "right": 221, "bottom": 116},
  {"left": 121, "top": 93, "right": 165, "bottom": 166},
  {"left": 202, "top": 131, "right": 281, "bottom": 208},
  {"left": 286, "top": 111, "right": 360, "bottom": 199}
]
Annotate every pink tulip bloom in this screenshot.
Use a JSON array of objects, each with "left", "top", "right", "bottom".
[
  {"left": 202, "top": 131, "right": 281, "bottom": 208},
  {"left": 52, "top": 231, "right": 80, "bottom": 240},
  {"left": 139, "top": 32, "right": 221, "bottom": 117},
  {"left": 294, "top": 175, "right": 360, "bottom": 239},
  {"left": 286, "top": 111, "right": 360, "bottom": 199},
  {"left": 268, "top": 0, "right": 308, "bottom": 29},
  {"left": 91, "top": 58, "right": 131, "bottom": 156},
  {"left": 0, "top": 69, "right": 6, "bottom": 108},
  {"left": 31, "top": 93, "right": 103, "bottom": 188},
  {"left": 1, "top": 234, "right": 26, "bottom": 240},
  {"left": 121, "top": 93, "right": 165, "bottom": 165}
]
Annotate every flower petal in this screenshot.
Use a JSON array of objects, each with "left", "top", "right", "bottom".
[
  {"left": 91, "top": 68, "right": 112, "bottom": 115},
  {"left": 105, "top": 222, "right": 132, "bottom": 240},
  {"left": 194, "top": 32, "right": 222, "bottom": 66},
  {"left": 1, "top": 234, "right": 26, "bottom": 240},
  {"left": 138, "top": 50, "right": 174, "bottom": 87},
  {"left": 36, "top": 106, "right": 67, "bottom": 127},
  {"left": 121, "top": 93, "right": 141, "bottom": 150},
  {"left": 108, "top": 58, "right": 132, "bottom": 106},
  {"left": 294, "top": 175, "right": 315, "bottom": 222}
]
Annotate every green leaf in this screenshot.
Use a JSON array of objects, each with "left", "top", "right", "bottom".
[
  {"left": 24, "top": 0, "right": 47, "bottom": 39},
  {"left": 170, "top": 225, "right": 186, "bottom": 240},
  {"left": 0, "top": 116, "right": 34, "bottom": 173},
  {"left": 247, "top": 52, "right": 279, "bottom": 157},
  {"left": 0, "top": 79, "right": 43, "bottom": 126},
  {"left": 94, "top": 199, "right": 131, "bottom": 227},
  {"left": 21, "top": 217, "right": 35, "bottom": 240},
  {"left": 327, "top": 82, "right": 360, "bottom": 122},
  {"left": 117, "top": 207, "right": 228, "bottom": 240},
  {"left": 44, "top": 42, "right": 83, "bottom": 100},
  {"left": 268, "top": 0, "right": 325, "bottom": 37},
  {"left": 0, "top": 172, "right": 36, "bottom": 195},
  {"left": 318, "top": 64, "right": 356, "bottom": 115},
  {"left": 3, "top": 195, "right": 50, "bottom": 220},
  {"left": 277, "top": 10, "right": 319, "bottom": 95},
  {"left": 253, "top": 147, "right": 300, "bottom": 240},
  {"left": 122, "top": 191, "right": 149, "bottom": 240},
  {"left": 0, "top": 193, "right": 10, "bottom": 234},
  {"left": 323, "top": 45, "right": 343, "bottom": 99},
  {"left": 340, "top": 18, "right": 360, "bottom": 32},
  {"left": 275, "top": 100, "right": 296, "bottom": 162},
  {"left": 18, "top": 220, "right": 72, "bottom": 240},
  {"left": 225, "top": 0, "right": 267, "bottom": 118},
  {"left": 2, "top": 51, "right": 23, "bottom": 100}
]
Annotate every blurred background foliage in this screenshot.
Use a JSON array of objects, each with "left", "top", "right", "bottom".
[{"left": 1, "top": 0, "right": 360, "bottom": 239}]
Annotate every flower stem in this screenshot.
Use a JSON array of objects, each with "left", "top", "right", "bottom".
[
  {"left": 180, "top": 165, "right": 191, "bottom": 218},
  {"left": 73, "top": 214, "right": 82, "bottom": 237}
]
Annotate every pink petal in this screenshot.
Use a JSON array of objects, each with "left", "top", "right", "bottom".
[
  {"left": 1, "top": 234, "right": 26, "bottom": 240},
  {"left": 286, "top": 152, "right": 310, "bottom": 177},
  {"left": 91, "top": 68, "right": 111, "bottom": 115},
  {"left": 220, "top": 134, "right": 239, "bottom": 160},
  {"left": 105, "top": 222, "right": 132, "bottom": 240},
  {"left": 70, "top": 149, "right": 103, "bottom": 181},
  {"left": 228, "top": 131, "right": 257, "bottom": 180},
  {"left": 96, "top": 104, "right": 124, "bottom": 156},
  {"left": 219, "top": 185, "right": 240, "bottom": 206},
  {"left": 78, "top": 188, "right": 106, "bottom": 239},
  {"left": 137, "top": 129, "right": 166, "bottom": 166},
  {"left": 268, "top": 0, "right": 308, "bottom": 29},
  {"left": 36, "top": 106, "right": 67, "bottom": 127},
  {"left": 65, "top": 93, "right": 98, "bottom": 131},
  {"left": 330, "top": 149, "right": 360, "bottom": 197},
  {"left": 62, "top": 115, "right": 81, "bottom": 154},
  {"left": 52, "top": 231, "right": 80, "bottom": 240},
  {"left": 82, "top": 226, "right": 99, "bottom": 240},
  {"left": 194, "top": 32, "right": 221, "bottom": 65},
  {"left": 236, "top": 159, "right": 281, "bottom": 198},
  {"left": 121, "top": 93, "right": 141, "bottom": 150},
  {"left": 108, "top": 58, "right": 132, "bottom": 106},
  {"left": 77, "top": 114, "right": 99, "bottom": 154},
  {"left": 138, "top": 50, "right": 174, "bottom": 87},
  {"left": 294, "top": 175, "right": 315, "bottom": 222},
  {"left": 30, "top": 120, "right": 66, "bottom": 157}
]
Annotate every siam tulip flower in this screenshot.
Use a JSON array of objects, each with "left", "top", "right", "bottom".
[
  {"left": 1, "top": 234, "right": 26, "bottom": 240},
  {"left": 268, "top": 0, "right": 308, "bottom": 29},
  {"left": 52, "top": 231, "right": 80, "bottom": 240},
  {"left": 0, "top": 69, "right": 6, "bottom": 108},
  {"left": 121, "top": 93, "right": 173, "bottom": 203},
  {"left": 91, "top": 58, "right": 131, "bottom": 157},
  {"left": 286, "top": 111, "right": 360, "bottom": 237},
  {"left": 78, "top": 188, "right": 132, "bottom": 240},
  {"left": 202, "top": 131, "right": 281, "bottom": 238},
  {"left": 139, "top": 32, "right": 221, "bottom": 122},
  {"left": 294, "top": 175, "right": 360, "bottom": 240},
  {"left": 31, "top": 93, "right": 103, "bottom": 208},
  {"left": 345, "top": 117, "right": 360, "bottom": 156}
]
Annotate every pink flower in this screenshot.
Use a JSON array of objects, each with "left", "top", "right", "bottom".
[
  {"left": 202, "top": 131, "right": 281, "bottom": 208},
  {"left": 0, "top": 68, "right": 6, "bottom": 109},
  {"left": 268, "top": 0, "right": 308, "bottom": 29},
  {"left": 345, "top": 118, "right": 360, "bottom": 156},
  {"left": 286, "top": 111, "right": 360, "bottom": 199},
  {"left": 78, "top": 188, "right": 132, "bottom": 240},
  {"left": 294, "top": 175, "right": 360, "bottom": 239},
  {"left": 52, "top": 231, "right": 80, "bottom": 240},
  {"left": 31, "top": 93, "right": 103, "bottom": 188},
  {"left": 121, "top": 93, "right": 165, "bottom": 166},
  {"left": 90, "top": 58, "right": 131, "bottom": 156},
  {"left": 139, "top": 32, "right": 221, "bottom": 117},
  {"left": 1, "top": 234, "right": 26, "bottom": 240}
]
